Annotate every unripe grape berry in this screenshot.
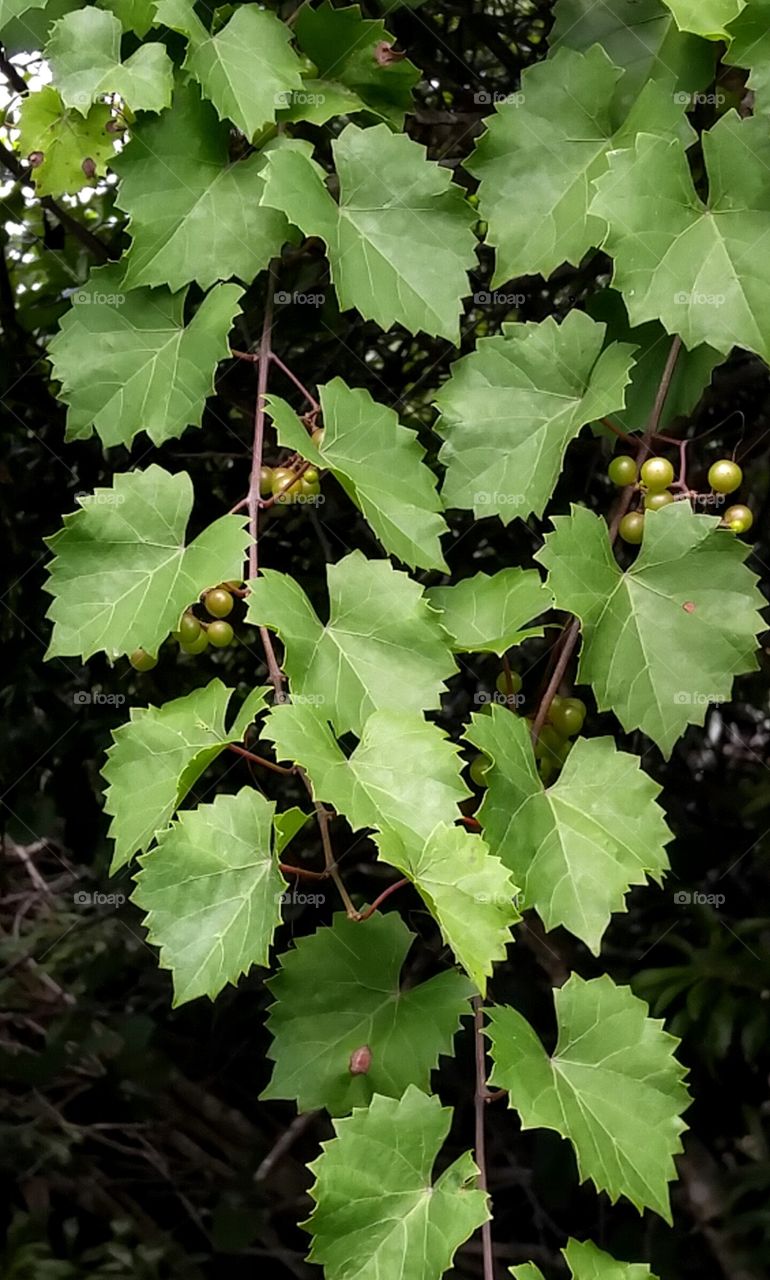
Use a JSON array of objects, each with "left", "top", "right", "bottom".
[
  {"left": 640, "top": 457, "right": 675, "bottom": 490},
  {"left": 495, "top": 670, "right": 522, "bottom": 696},
  {"left": 207, "top": 620, "right": 234, "bottom": 648},
  {"left": 535, "top": 725, "right": 563, "bottom": 761},
  {"left": 551, "top": 697, "right": 585, "bottom": 737},
  {"left": 271, "top": 466, "right": 303, "bottom": 503},
  {"left": 724, "top": 504, "right": 753, "bottom": 533},
  {"left": 180, "top": 630, "right": 209, "bottom": 655},
  {"left": 644, "top": 490, "right": 675, "bottom": 511},
  {"left": 608, "top": 455, "right": 638, "bottom": 487},
  {"left": 129, "top": 648, "right": 156, "bottom": 671},
  {"left": 259, "top": 466, "right": 273, "bottom": 497},
  {"left": 708, "top": 459, "right": 742, "bottom": 494},
  {"left": 311, "top": 427, "right": 325, "bottom": 447},
  {"left": 205, "top": 587, "right": 234, "bottom": 618},
  {"left": 538, "top": 756, "right": 555, "bottom": 785},
  {"left": 178, "top": 612, "right": 201, "bottom": 644},
  {"left": 469, "top": 752, "right": 491, "bottom": 788},
  {"left": 619, "top": 511, "right": 644, "bottom": 544},
  {"left": 300, "top": 467, "right": 321, "bottom": 498}
]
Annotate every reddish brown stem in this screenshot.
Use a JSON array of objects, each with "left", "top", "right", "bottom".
[
  {"left": 279, "top": 863, "right": 328, "bottom": 881},
  {"left": 269, "top": 351, "right": 321, "bottom": 411},
  {"left": 227, "top": 744, "right": 295, "bottom": 776},
  {"left": 259, "top": 459, "right": 312, "bottom": 508},
  {"left": 358, "top": 878, "right": 409, "bottom": 921}
]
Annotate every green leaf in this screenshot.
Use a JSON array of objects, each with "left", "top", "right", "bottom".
[
  {"left": 264, "top": 703, "right": 470, "bottom": 850},
  {"left": 44, "top": 465, "right": 250, "bottom": 662},
  {"left": 513, "top": 1238, "right": 658, "bottom": 1280},
  {"left": 260, "top": 124, "right": 477, "bottom": 342},
  {"left": 263, "top": 911, "right": 473, "bottom": 1114},
  {"left": 468, "top": 45, "right": 693, "bottom": 284},
  {"left": 587, "top": 290, "right": 721, "bottom": 432},
  {"left": 99, "top": 0, "right": 155, "bottom": 37},
  {"left": 113, "top": 82, "right": 289, "bottom": 291},
  {"left": 437, "top": 312, "right": 635, "bottom": 523},
  {"left": 549, "top": 0, "right": 715, "bottom": 109},
  {"left": 246, "top": 551, "right": 456, "bottom": 735},
  {"left": 48, "top": 265, "right": 243, "bottom": 448},
  {"left": 466, "top": 707, "right": 671, "bottom": 953},
  {"left": 17, "top": 86, "right": 114, "bottom": 197},
  {"left": 590, "top": 113, "right": 770, "bottom": 361},
  {"left": 427, "top": 570, "right": 552, "bottom": 655},
  {"left": 155, "top": 0, "right": 304, "bottom": 140},
  {"left": 273, "top": 807, "right": 311, "bottom": 857},
  {"left": 304, "top": 1086, "right": 489, "bottom": 1280},
  {"left": 266, "top": 378, "right": 448, "bottom": 571},
  {"left": 132, "top": 788, "right": 287, "bottom": 1006},
  {"left": 0, "top": 0, "right": 45, "bottom": 34},
  {"left": 724, "top": 0, "right": 770, "bottom": 111},
  {"left": 661, "top": 0, "right": 744, "bottom": 38},
  {"left": 487, "top": 974, "right": 691, "bottom": 1220},
  {"left": 294, "top": 0, "right": 420, "bottom": 125},
  {"left": 377, "top": 823, "right": 519, "bottom": 994},
  {"left": 103, "top": 679, "right": 268, "bottom": 873},
  {"left": 536, "top": 502, "right": 764, "bottom": 757},
  {"left": 275, "top": 76, "right": 365, "bottom": 125},
  {"left": 46, "top": 8, "right": 173, "bottom": 113}
]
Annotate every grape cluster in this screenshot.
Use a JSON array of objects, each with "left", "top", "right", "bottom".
[
  {"left": 609, "top": 453, "right": 752, "bottom": 544},
  {"left": 128, "top": 582, "right": 243, "bottom": 670},
  {"left": 468, "top": 669, "right": 587, "bottom": 789},
  {"left": 261, "top": 461, "right": 321, "bottom": 504}
]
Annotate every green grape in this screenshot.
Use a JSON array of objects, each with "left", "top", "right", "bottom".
[
  {"left": 495, "top": 669, "right": 522, "bottom": 696},
  {"left": 537, "top": 756, "right": 555, "bottom": 785},
  {"left": 644, "top": 490, "right": 674, "bottom": 511},
  {"left": 553, "top": 737, "right": 573, "bottom": 767},
  {"left": 129, "top": 648, "right": 156, "bottom": 671},
  {"left": 260, "top": 465, "right": 273, "bottom": 497},
  {"left": 300, "top": 466, "right": 321, "bottom": 498},
  {"left": 551, "top": 697, "right": 585, "bottom": 737},
  {"left": 178, "top": 612, "right": 201, "bottom": 644},
  {"left": 535, "top": 725, "right": 563, "bottom": 761},
  {"left": 271, "top": 466, "right": 303, "bottom": 503},
  {"left": 608, "top": 455, "right": 637, "bottom": 487},
  {"left": 207, "top": 620, "right": 234, "bottom": 648},
  {"left": 180, "top": 629, "right": 208, "bottom": 655},
  {"left": 724, "top": 504, "right": 753, "bottom": 533},
  {"left": 469, "top": 752, "right": 491, "bottom": 787},
  {"left": 205, "top": 587, "right": 234, "bottom": 618},
  {"left": 619, "top": 511, "right": 644, "bottom": 544},
  {"left": 708, "top": 459, "right": 742, "bottom": 494},
  {"left": 640, "top": 457, "right": 675, "bottom": 490},
  {"left": 311, "top": 427, "right": 325, "bottom": 447}
]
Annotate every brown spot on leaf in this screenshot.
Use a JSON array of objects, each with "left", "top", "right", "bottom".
[
  {"left": 683, "top": 601, "right": 696, "bottom": 613},
  {"left": 349, "top": 1045, "right": 373, "bottom": 1075},
  {"left": 27, "top": 151, "right": 44, "bottom": 168},
  {"left": 81, "top": 157, "right": 96, "bottom": 179},
  {"left": 374, "top": 40, "right": 406, "bottom": 66}
]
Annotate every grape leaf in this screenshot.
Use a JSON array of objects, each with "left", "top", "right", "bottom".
[
  {"left": 275, "top": 76, "right": 365, "bottom": 125},
  {"left": 273, "top": 807, "right": 311, "bottom": 856},
  {"left": 468, "top": 45, "right": 693, "bottom": 284},
  {"left": 48, "top": 265, "right": 243, "bottom": 448},
  {"left": 427, "top": 570, "right": 552, "bottom": 655},
  {"left": 466, "top": 707, "right": 671, "bottom": 953},
  {"left": 587, "top": 290, "right": 721, "bottom": 432},
  {"left": 259, "top": 124, "right": 478, "bottom": 342},
  {"left": 590, "top": 113, "right": 770, "bottom": 360},
  {"left": 536, "top": 502, "right": 764, "bottom": 757},
  {"left": 661, "top": 0, "right": 744, "bottom": 38},
  {"left": 724, "top": 0, "right": 770, "bottom": 111},
  {"left": 436, "top": 311, "right": 635, "bottom": 523},
  {"left": 46, "top": 8, "right": 173, "bottom": 113},
  {"left": 17, "top": 86, "right": 114, "bottom": 196},
  {"left": 246, "top": 551, "right": 456, "bottom": 735},
  {"left": 294, "top": 0, "right": 420, "bottom": 126},
  {"left": 44, "top": 465, "right": 250, "bottom": 662},
  {"left": 103, "top": 679, "right": 268, "bottom": 873},
  {"left": 487, "top": 974, "right": 691, "bottom": 1220},
  {"left": 266, "top": 378, "right": 448, "bottom": 571},
  {"left": 0, "top": 0, "right": 45, "bottom": 34},
  {"left": 304, "top": 1086, "right": 489, "bottom": 1280},
  {"left": 513, "top": 1238, "right": 658, "bottom": 1280},
  {"left": 264, "top": 703, "right": 470, "bottom": 850},
  {"left": 154, "top": 0, "right": 304, "bottom": 140},
  {"left": 99, "top": 0, "right": 155, "bottom": 37},
  {"left": 263, "top": 911, "right": 473, "bottom": 1114},
  {"left": 113, "top": 82, "right": 289, "bottom": 291},
  {"left": 549, "top": 0, "right": 714, "bottom": 109},
  {"left": 377, "top": 823, "right": 518, "bottom": 994},
  {"left": 132, "top": 788, "right": 287, "bottom": 1006}
]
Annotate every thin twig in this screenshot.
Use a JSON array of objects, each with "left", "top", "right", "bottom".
[
  {"left": 227, "top": 743, "right": 295, "bottom": 776},
  {"left": 269, "top": 351, "right": 321, "bottom": 411},
  {"left": 358, "top": 878, "right": 409, "bottom": 921},
  {"left": 473, "top": 996, "right": 495, "bottom": 1280},
  {"left": 312, "top": 798, "right": 360, "bottom": 919}
]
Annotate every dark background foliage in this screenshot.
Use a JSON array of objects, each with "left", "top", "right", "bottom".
[{"left": 2, "top": 2, "right": 770, "bottom": 1277}]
